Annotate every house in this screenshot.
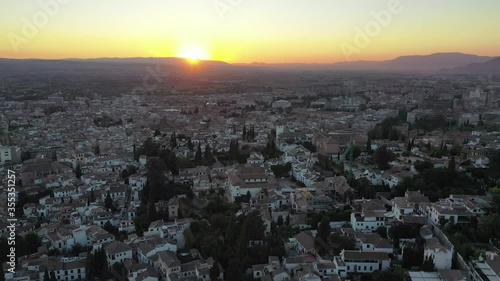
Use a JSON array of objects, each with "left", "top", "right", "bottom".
[
  {"left": 350, "top": 199, "right": 388, "bottom": 232},
  {"left": 158, "top": 250, "right": 181, "bottom": 278},
  {"left": 392, "top": 191, "right": 429, "bottom": 220},
  {"left": 340, "top": 250, "right": 391, "bottom": 274},
  {"left": 424, "top": 238, "right": 453, "bottom": 270},
  {"left": 137, "top": 238, "right": 178, "bottom": 266},
  {"left": 40, "top": 257, "right": 87, "bottom": 281},
  {"left": 422, "top": 199, "right": 475, "bottom": 225},
  {"left": 20, "top": 158, "right": 73, "bottom": 186},
  {"left": 291, "top": 231, "right": 316, "bottom": 255},
  {"left": 227, "top": 164, "right": 272, "bottom": 201},
  {"left": 247, "top": 152, "right": 265, "bottom": 164},
  {"left": 105, "top": 241, "right": 133, "bottom": 266},
  {"left": 290, "top": 189, "right": 313, "bottom": 214}
]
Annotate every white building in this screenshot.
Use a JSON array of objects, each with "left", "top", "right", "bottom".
[
  {"left": 105, "top": 241, "right": 133, "bottom": 266},
  {"left": 272, "top": 100, "right": 292, "bottom": 109},
  {"left": 424, "top": 238, "right": 453, "bottom": 270},
  {"left": 350, "top": 199, "right": 387, "bottom": 232},
  {"left": 0, "top": 145, "right": 21, "bottom": 164},
  {"left": 340, "top": 250, "right": 391, "bottom": 273}
]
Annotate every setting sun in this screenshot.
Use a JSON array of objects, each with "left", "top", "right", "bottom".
[{"left": 177, "top": 46, "right": 209, "bottom": 63}]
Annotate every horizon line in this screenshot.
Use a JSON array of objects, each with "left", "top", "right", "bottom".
[{"left": 1, "top": 52, "right": 499, "bottom": 65}]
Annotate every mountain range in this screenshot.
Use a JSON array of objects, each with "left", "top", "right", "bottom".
[{"left": 1, "top": 52, "right": 499, "bottom": 75}]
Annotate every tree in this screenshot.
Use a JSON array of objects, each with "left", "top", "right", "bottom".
[
  {"left": 121, "top": 169, "right": 129, "bottom": 179},
  {"left": 422, "top": 256, "right": 436, "bottom": 271},
  {"left": 71, "top": 243, "right": 83, "bottom": 256},
  {"left": 374, "top": 145, "right": 395, "bottom": 170},
  {"left": 170, "top": 133, "right": 177, "bottom": 148},
  {"left": 242, "top": 124, "right": 247, "bottom": 140},
  {"left": 448, "top": 156, "right": 456, "bottom": 172},
  {"left": 226, "top": 258, "right": 241, "bottom": 281},
  {"left": 317, "top": 217, "right": 331, "bottom": 245},
  {"left": 187, "top": 138, "right": 194, "bottom": 151},
  {"left": 204, "top": 144, "right": 214, "bottom": 162},
  {"left": 277, "top": 215, "right": 284, "bottom": 226},
  {"left": 450, "top": 144, "right": 462, "bottom": 156},
  {"left": 90, "top": 189, "right": 96, "bottom": 202},
  {"left": 414, "top": 160, "right": 434, "bottom": 173},
  {"left": 389, "top": 128, "right": 400, "bottom": 141},
  {"left": 195, "top": 144, "right": 203, "bottom": 162},
  {"left": 154, "top": 129, "right": 161, "bottom": 137},
  {"left": 0, "top": 265, "right": 5, "bottom": 281},
  {"left": 43, "top": 269, "right": 49, "bottom": 281},
  {"left": 105, "top": 191, "right": 113, "bottom": 210},
  {"left": 50, "top": 271, "right": 57, "bottom": 281},
  {"left": 402, "top": 245, "right": 424, "bottom": 269},
  {"left": 75, "top": 163, "right": 82, "bottom": 179},
  {"left": 489, "top": 150, "right": 500, "bottom": 179},
  {"left": 25, "top": 232, "right": 40, "bottom": 254},
  {"left": 209, "top": 263, "right": 220, "bottom": 281}
]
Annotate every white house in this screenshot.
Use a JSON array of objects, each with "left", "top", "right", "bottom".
[
  {"left": 340, "top": 250, "right": 391, "bottom": 274},
  {"left": 424, "top": 238, "right": 453, "bottom": 270},
  {"left": 105, "top": 241, "right": 133, "bottom": 266}
]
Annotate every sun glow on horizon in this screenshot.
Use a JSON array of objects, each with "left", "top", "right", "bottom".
[{"left": 177, "top": 46, "right": 209, "bottom": 63}]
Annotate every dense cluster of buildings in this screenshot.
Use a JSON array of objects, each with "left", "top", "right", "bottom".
[{"left": 1, "top": 75, "right": 500, "bottom": 281}]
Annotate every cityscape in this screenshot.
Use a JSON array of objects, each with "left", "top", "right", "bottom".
[{"left": 1, "top": 1, "right": 500, "bottom": 281}]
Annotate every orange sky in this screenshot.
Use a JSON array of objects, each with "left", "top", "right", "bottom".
[{"left": 1, "top": 0, "right": 499, "bottom": 63}]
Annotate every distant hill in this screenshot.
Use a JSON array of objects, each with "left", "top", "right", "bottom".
[
  {"left": 441, "top": 57, "right": 500, "bottom": 74},
  {"left": 0, "top": 53, "right": 498, "bottom": 74},
  {"left": 238, "top": 53, "right": 495, "bottom": 73}
]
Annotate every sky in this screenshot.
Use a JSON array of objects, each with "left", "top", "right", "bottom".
[{"left": 0, "top": 0, "right": 499, "bottom": 63}]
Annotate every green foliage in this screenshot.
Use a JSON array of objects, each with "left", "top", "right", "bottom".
[
  {"left": 43, "top": 269, "right": 49, "bottom": 281},
  {"left": 374, "top": 145, "right": 395, "bottom": 170},
  {"left": 368, "top": 118, "right": 403, "bottom": 140},
  {"left": 195, "top": 144, "right": 203, "bottom": 162},
  {"left": 421, "top": 256, "right": 436, "bottom": 271},
  {"left": 86, "top": 247, "right": 108, "bottom": 280},
  {"left": 413, "top": 114, "right": 447, "bottom": 133},
  {"left": 93, "top": 115, "right": 123, "bottom": 127},
  {"left": 489, "top": 150, "right": 500, "bottom": 180},
  {"left": 209, "top": 263, "right": 221, "bottom": 281},
  {"left": 394, "top": 167, "right": 483, "bottom": 201},
  {"left": 329, "top": 232, "right": 356, "bottom": 255},
  {"left": 271, "top": 163, "right": 292, "bottom": 178},
  {"left": 0, "top": 261, "right": 4, "bottom": 281},
  {"left": 315, "top": 153, "right": 342, "bottom": 172},
  {"left": 370, "top": 267, "right": 405, "bottom": 281},
  {"left": 71, "top": 243, "right": 84, "bottom": 256},
  {"left": 402, "top": 245, "right": 424, "bottom": 269},
  {"left": 75, "top": 163, "right": 82, "bottom": 179},
  {"left": 48, "top": 248, "right": 61, "bottom": 256},
  {"left": 414, "top": 160, "right": 434, "bottom": 173},
  {"left": 300, "top": 141, "right": 317, "bottom": 152},
  {"left": 25, "top": 232, "right": 41, "bottom": 255},
  {"left": 389, "top": 223, "right": 420, "bottom": 247},
  {"left": 316, "top": 217, "right": 331, "bottom": 245},
  {"left": 104, "top": 191, "right": 114, "bottom": 211}
]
